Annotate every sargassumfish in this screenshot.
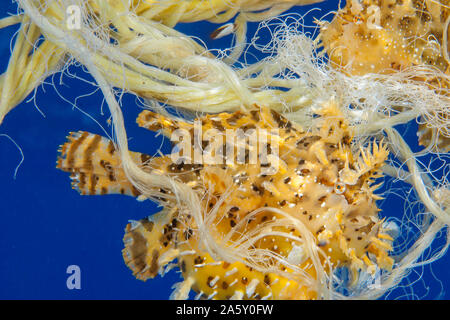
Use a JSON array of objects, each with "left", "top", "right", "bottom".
[{"left": 57, "top": 102, "right": 394, "bottom": 299}]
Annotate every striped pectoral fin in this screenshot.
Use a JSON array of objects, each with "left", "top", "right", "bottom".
[
  {"left": 56, "top": 131, "right": 145, "bottom": 197},
  {"left": 122, "top": 208, "right": 179, "bottom": 281}
]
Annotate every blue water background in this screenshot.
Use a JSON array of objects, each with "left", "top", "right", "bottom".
[{"left": 0, "top": 0, "right": 448, "bottom": 299}]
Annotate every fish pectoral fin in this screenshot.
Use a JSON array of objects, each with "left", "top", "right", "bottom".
[{"left": 56, "top": 131, "right": 144, "bottom": 196}]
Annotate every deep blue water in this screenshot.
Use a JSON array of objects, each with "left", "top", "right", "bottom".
[{"left": 0, "top": 0, "right": 448, "bottom": 299}]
